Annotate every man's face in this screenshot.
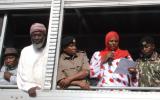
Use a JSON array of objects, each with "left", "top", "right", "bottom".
[
  {"left": 108, "top": 37, "right": 119, "bottom": 51},
  {"left": 4, "top": 55, "right": 18, "bottom": 68},
  {"left": 63, "top": 42, "right": 77, "bottom": 55},
  {"left": 31, "top": 31, "right": 46, "bottom": 49},
  {"left": 141, "top": 43, "right": 155, "bottom": 56}
]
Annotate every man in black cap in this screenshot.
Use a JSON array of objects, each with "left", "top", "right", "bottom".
[
  {"left": 0, "top": 47, "right": 19, "bottom": 85},
  {"left": 136, "top": 36, "right": 160, "bottom": 87},
  {"left": 57, "top": 36, "right": 90, "bottom": 89}
]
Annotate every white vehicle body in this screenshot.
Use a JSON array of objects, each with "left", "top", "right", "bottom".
[{"left": 0, "top": 0, "right": 160, "bottom": 100}]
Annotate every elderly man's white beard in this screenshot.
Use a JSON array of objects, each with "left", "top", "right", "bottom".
[{"left": 32, "top": 38, "right": 46, "bottom": 50}]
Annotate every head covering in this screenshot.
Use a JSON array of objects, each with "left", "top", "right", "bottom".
[
  {"left": 139, "top": 36, "right": 155, "bottom": 48},
  {"left": 4, "top": 48, "right": 18, "bottom": 57},
  {"left": 105, "top": 31, "right": 119, "bottom": 48},
  {"left": 30, "top": 23, "right": 46, "bottom": 35},
  {"left": 100, "top": 31, "right": 129, "bottom": 60},
  {"left": 61, "top": 36, "right": 76, "bottom": 48}
]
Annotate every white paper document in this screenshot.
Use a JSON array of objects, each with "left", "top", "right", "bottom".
[{"left": 114, "top": 58, "right": 137, "bottom": 74}]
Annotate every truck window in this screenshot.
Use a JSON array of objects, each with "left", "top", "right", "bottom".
[
  {"left": 4, "top": 10, "right": 50, "bottom": 50},
  {"left": 0, "top": 9, "right": 50, "bottom": 89},
  {"left": 55, "top": 5, "right": 160, "bottom": 90},
  {"left": 62, "top": 6, "right": 160, "bottom": 60}
]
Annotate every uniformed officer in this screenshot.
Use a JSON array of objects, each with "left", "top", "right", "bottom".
[
  {"left": 57, "top": 36, "right": 90, "bottom": 90},
  {"left": 136, "top": 36, "right": 160, "bottom": 87}
]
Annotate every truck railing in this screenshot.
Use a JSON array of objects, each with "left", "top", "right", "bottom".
[
  {"left": 0, "top": 85, "right": 18, "bottom": 89},
  {"left": 0, "top": 85, "right": 160, "bottom": 92},
  {"left": 56, "top": 86, "right": 160, "bottom": 91}
]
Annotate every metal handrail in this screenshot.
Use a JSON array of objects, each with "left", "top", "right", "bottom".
[
  {"left": 57, "top": 86, "right": 160, "bottom": 91},
  {"left": 0, "top": 85, "right": 18, "bottom": 89},
  {"left": 0, "top": 85, "right": 160, "bottom": 91}
]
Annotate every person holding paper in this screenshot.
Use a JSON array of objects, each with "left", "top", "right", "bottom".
[
  {"left": 136, "top": 36, "right": 160, "bottom": 87},
  {"left": 90, "top": 31, "right": 138, "bottom": 87}
]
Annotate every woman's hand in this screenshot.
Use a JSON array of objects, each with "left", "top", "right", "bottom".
[{"left": 101, "top": 51, "right": 114, "bottom": 64}]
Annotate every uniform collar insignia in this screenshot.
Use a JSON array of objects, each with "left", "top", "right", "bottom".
[{"left": 63, "top": 53, "right": 78, "bottom": 60}]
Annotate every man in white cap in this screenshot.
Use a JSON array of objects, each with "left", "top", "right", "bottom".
[
  {"left": 0, "top": 47, "right": 19, "bottom": 85},
  {"left": 17, "top": 23, "right": 48, "bottom": 97}
]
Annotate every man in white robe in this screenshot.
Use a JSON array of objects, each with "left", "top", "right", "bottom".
[{"left": 17, "top": 23, "right": 48, "bottom": 97}]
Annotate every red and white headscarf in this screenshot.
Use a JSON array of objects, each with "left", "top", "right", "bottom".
[{"left": 100, "top": 31, "right": 130, "bottom": 60}]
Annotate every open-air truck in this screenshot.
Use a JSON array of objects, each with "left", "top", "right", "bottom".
[{"left": 0, "top": 0, "right": 160, "bottom": 100}]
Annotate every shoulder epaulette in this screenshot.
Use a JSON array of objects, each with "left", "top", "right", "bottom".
[{"left": 77, "top": 50, "right": 85, "bottom": 53}]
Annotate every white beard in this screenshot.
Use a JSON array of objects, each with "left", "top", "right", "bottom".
[{"left": 32, "top": 38, "right": 45, "bottom": 49}]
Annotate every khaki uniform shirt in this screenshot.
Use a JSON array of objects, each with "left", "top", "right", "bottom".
[
  {"left": 57, "top": 51, "right": 89, "bottom": 83},
  {"left": 136, "top": 52, "right": 160, "bottom": 87}
]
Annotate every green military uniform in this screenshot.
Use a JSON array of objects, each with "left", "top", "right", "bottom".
[
  {"left": 57, "top": 51, "right": 89, "bottom": 83},
  {"left": 136, "top": 52, "right": 160, "bottom": 87}
]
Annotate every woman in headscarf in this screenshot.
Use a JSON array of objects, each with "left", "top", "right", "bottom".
[{"left": 90, "top": 31, "right": 137, "bottom": 87}]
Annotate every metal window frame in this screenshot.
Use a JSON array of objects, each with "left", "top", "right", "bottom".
[
  {"left": 1, "top": 0, "right": 160, "bottom": 90},
  {"left": 45, "top": 0, "right": 64, "bottom": 90},
  {"left": 49, "top": 0, "right": 160, "bottom": 91},
  {"left": 64, "top": 0, "right": 160, "bottom": 8},
  {"left": 0, "top": 14, "right": 7, "bottom": 62},
  {"left": 1, "top": 1, "right": 160, "bottom": 10}
]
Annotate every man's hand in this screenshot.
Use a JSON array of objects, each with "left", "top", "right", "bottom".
[
  {"left": 79, "top": 82, "right": 90, "bottom": 90},
  {"left": 28, "top": 87, "right": 39, "bottom": 97},
  {"left": 4, "top": 72, "right": 12, "bottom": 81},
  {"left": 58, "top": 77, "right": 72, "bottom": 89}
]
